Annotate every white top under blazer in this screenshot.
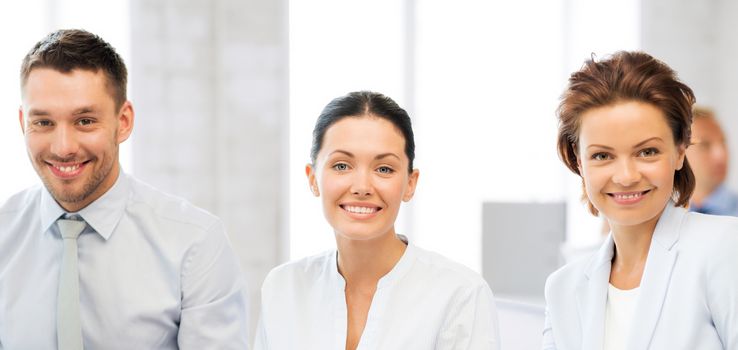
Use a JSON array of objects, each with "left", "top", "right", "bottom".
[
  {"left": 254, "top": 239, "right": 500, "bottom": 350},
  {"left": 542, "top": 202, "right": 738, "bottom": 350},
  {"left": 603, "top": 284, "right": 639, "bottom": 350}
]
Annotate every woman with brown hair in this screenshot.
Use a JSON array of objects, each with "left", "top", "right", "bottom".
[{"left": 542, "top": 51, "right": 738, "bottom": 349}]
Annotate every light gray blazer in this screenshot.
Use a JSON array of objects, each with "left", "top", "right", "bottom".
[{"left": 542, "top": 203, "right": 738, "bottom": 350}]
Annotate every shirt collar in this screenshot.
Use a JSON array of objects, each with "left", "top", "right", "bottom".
[
  {"left": 40, "top": 186, "right": 67, "bottom": 234},
  {"left": 40, "top": 170, "right": 130, "bottom": 241},
  {"left": 585, "top": 200, "right": 684, "bottom": 279},
  {"left": 376, "top": 235, "right": 416, "bottom": 289},
  {"left": 329, "top": 234, "right": 417, "bottom": 290},
  {"left": 650, "top": 200, "right": 684, "bottom": 250}
]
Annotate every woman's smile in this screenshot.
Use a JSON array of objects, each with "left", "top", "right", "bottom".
[
  {"left": 606, "top": 189, "right": 652, "bottom": 205},
  {"left": 340, "top": 202, "right": 383, "bottom": 219}
]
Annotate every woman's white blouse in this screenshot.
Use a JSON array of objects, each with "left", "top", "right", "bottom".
[
  {"left": 254, "top": 242, "right": 501, "bottom": 350},
  {"left": 603, "top": 284, "right": 640, "bottom": 350}
]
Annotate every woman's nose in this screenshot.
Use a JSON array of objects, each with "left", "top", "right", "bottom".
[
  {"left": 611, "top": 159, "right": 641, "bottom": 186},
  {"left": 350, "top": 171, "right": 373, "bottom": 196}
]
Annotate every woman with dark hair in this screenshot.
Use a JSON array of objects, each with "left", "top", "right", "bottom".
[
  {"left": 543, "top": 51, "right": 738, "bottom": 349},
  {"left": 255, "top": 91, "right": 500, "bottom": 350}
]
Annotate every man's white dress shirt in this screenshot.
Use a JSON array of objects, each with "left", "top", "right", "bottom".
[
  {"left": 0, "top": 172, "right": 249, "bottom": 349},
  {"left": 255, "top": 240, "right": 500, "bottom": 350}
]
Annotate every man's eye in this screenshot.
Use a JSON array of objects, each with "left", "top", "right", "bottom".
[
  {"left": 78, "top": 118, "right": 94, "bottom": 126},
  {"left": 34, "top": 120, "right": 53, "bottom": 127}
]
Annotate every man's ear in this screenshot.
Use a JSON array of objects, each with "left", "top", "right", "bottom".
[
  {"left": 116, "top": 101, "right": 135, "bottom": 144},
  {"left": 18, "top": 106, "right": 25, "bottom": 134}
]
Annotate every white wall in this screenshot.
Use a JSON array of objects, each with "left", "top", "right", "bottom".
[
  {"left": 129, "top": 0, "right": 289, "bottom": 334},
  {"left": 288, "top": 0, "right": 409, "bottom": 260},
  {"left": 411, "top": 1, "right": 568, "bottom": 272}
]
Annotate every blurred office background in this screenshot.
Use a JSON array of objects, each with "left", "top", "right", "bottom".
[{"left": 2, "top": 0, "right": 738, "bottom": 347}]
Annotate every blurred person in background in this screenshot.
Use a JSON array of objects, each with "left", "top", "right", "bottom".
[{"left": 686, "top": 106, "right": 738, "bottom": 215}]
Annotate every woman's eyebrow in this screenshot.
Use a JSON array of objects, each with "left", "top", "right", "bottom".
[{"left": 375, "top": 153, "right": 400, "bottom": 160}]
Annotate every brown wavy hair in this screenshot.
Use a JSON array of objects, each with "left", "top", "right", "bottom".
[{"left": 556, "top": 51, "right": 696, "bottom": 215}]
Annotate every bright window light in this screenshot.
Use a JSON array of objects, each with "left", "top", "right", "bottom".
[
  {"left": 288, "top": 1, "right": 641, "bottom": 271},
  {"left": 289, "top": 0, "right": 408, "bottom": 259}
]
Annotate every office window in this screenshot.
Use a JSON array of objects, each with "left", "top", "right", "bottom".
[
  {"left": 288, "top": 0, "right": 409, "bottom": 259},
  {"left": 288, "top": 0, "right": 640, "bottom": 271}
]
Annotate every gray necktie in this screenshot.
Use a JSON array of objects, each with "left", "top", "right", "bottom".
[{"left": 57, "top": 218, "right": 86, "bottom": 350}]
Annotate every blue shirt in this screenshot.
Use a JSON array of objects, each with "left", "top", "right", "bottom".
[
  {"left": 0, "top": 172, "right": 249, "bottom": 349},
  {"left": 689, "top": 185, "right": 738, "bottom": 216}
]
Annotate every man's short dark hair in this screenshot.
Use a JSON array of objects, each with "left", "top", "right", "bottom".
[{"left": 21, "top": 29, "right": 128, "bottom": 110}]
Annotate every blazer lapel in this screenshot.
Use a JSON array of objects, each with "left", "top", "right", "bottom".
[
  {"left": 626, "top": 203, "right": 684, "bottom": 350},
  {"left": 577, "top": 235, "right": 614, "bottom": 350}
]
